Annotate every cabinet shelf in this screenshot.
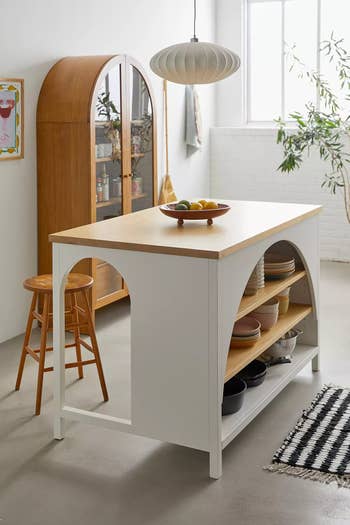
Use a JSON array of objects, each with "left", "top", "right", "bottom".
[
  {"left": 237, "top": 270, "right": 307, "bottom": 321},
  {"left": 96, "top": 193, "right": 147, "bottom": 209},
  {"left": 225, "top": 303, "right": 312, "bottom": 382},
  {"left": 95, "top": 153, "right": 145, "bottom": 163}
]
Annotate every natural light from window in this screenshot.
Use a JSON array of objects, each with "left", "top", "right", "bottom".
[{"left": 247, "top": 0, "right": 350, "bottom": 123}]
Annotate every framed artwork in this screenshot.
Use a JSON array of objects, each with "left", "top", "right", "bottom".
[{"left": 0, "top": 79, "right": 24, "bottom": 160}]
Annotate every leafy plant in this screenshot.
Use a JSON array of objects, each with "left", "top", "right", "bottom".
[
  {"left": 96, "top": 91, "right": 120, "bottom": 129},
  {"left": 276, "top": 34, "right": 350, "bottom": 222}
]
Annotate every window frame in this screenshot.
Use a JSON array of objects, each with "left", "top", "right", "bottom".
[{"left": 245, "top": 0, "right": 322, "bottom": 125}]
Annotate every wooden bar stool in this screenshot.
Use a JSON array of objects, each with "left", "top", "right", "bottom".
[{"left": 15, "top": 273, "right": 109, "bottom": 415}]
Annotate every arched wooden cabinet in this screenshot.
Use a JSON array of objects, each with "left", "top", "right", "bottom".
[{"left": 37, "top": 55, "right": 158, "bottom": 310}]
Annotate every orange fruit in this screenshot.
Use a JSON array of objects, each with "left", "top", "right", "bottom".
[
  {"left": 190, "top": 202, "right": 203, "bottom": 210},
  {"left": 205, "top": 201, "right": 219, "bottom": 209}
]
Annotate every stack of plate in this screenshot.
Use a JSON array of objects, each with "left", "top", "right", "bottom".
[
  {"left": 256, "top": 256, "right": 265, "bottom": 289},
  {"left": 264, "top": 253, "right": 295, "bottom": 280},
  {"left": 243, "top": 257, "right": 265, "bottom": 296},
  {"left": 231, "top": 317, "right": 261, "bottom": 349}
]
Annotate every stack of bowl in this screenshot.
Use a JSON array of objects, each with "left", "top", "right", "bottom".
[
  {"left": 231, "top": 317, "right": 261, "bottom": 348},
  {"left": 264, "top": 253, "right": 295, "bottom": 280},
  {"left": 252, "top": 298, "right": 279, "bottom": 330},
  {"left": 243, "top": 257, "right": 265, "bottom": 296}
]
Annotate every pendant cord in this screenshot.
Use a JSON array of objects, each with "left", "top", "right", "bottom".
[{"left": 193, "top": 0, "right": 197, "bottom": 39}]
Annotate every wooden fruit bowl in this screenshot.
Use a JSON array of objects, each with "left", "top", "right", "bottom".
[{"left": 159, "top": 203, "right": 231, "bottom": 225}]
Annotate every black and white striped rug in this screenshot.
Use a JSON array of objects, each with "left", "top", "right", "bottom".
[{"left": 264, "top": 385, "right": 350, "bottom": 488}]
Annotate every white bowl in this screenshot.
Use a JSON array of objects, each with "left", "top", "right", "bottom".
[
  {"left": 254, "top": 298, "right": 279, "bottom": 314},
  {"left": 251, "top": 310, "right": 278, "bottom": 330}
]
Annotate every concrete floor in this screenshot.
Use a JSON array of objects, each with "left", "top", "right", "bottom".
[{"left": 1, "top": 261, "right": 350, "bottom": 524}]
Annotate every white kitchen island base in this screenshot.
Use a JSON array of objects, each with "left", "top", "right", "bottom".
[{"left": 51, "top": 200, "right": 321, "bottom": 479}]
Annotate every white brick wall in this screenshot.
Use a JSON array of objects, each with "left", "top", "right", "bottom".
[{"left": 210, "top": 127, "right": 350, "bottom": 261}]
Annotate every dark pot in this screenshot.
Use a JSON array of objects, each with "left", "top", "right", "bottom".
[
  {"left": 237, "top": 360, "right": 267, "bottom": 388},
  {"left": 222, "top": 377, "right": 247, "bottom": 415}
]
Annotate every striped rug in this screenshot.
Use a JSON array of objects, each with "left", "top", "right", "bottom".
[{"left": 264, "top": 385, "right": 350, "bottom": 488}]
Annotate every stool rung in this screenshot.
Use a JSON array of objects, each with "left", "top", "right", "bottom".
[
  {"left": 65, "top": 359, "right": 96, "bottom": 369},
  {"left": 31, "top": 342, "right": 79, "bottom": 354},
  {"left": 25, "top": 346, "right": 40, "bottom": 362},
  {"left": 48, "top": 310, "right": 74, "bottom": 317},
  {"left": 78, "top": 338, "right": 94, "bottom": 352},
  {"left": 32, "top": 311, "right": 44, "bottom": 323},
  {"left": 44, "top": 359, "right": 97, "bottom": 373},
  {"left": 74, "top": 305, "right": 87, "bottom": 317}
]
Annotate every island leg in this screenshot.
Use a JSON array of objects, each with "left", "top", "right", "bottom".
[
  {"left": 209, "top": 448, "right": 222, "bottom": 479},
  {"left": 312, "top": 353, "right": 320, "bottom": 372},
  {"left": 53, "top": 243, "right": 67, "bottom": 440}
]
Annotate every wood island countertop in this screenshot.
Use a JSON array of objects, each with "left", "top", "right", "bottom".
[{"left": 49, "top": 200, "right": 322, "bottom": 259}]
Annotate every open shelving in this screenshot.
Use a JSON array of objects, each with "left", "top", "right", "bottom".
[
  {"left": 225, "top": 303, "right": 312, "bottom": 382},
  {"left": 236, "top": 270, "right": 306, "bottom": 320},
  {"left": 222, "top": 344, "right": 319, "bottom": 447}
]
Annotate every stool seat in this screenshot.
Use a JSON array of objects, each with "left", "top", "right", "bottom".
[{"left": 23, "top": 273, "right": 94, "bottom": 294}]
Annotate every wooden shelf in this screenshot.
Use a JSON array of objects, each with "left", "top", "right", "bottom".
[
  {"left": 225, "top": 303, "right": 312, "bottom": 382},
  {"left": 96, "top": 193, "right": 147, "bottom": 209},
  {"left": 237, "top": 270, "right": 307, "bottom": 321},
  {"left": 96, "top": 153, "right": 144, "bottom": 163},
  {"left": 95, "top": 287, "right": 129, "bottom": 309},
  {"left": 96, "top": 156, "right": 115, "bottom": 163},
  {"left": 222, "top": 344, "right": 319, "bottom": 448}
]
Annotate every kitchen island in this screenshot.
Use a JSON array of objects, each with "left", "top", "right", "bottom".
[{"left": 50, "top": 200, "right": 321, "bottom": 479}]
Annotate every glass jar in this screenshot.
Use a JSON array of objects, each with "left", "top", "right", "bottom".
[
  {"left": 132, "top": 176, "right": 143, "bottom": 195},
  {"left": 111, "top": 176, "right": 122, "bottom": 197},
  {"left": 96, "top": 178, "right": 103, "bottom": 202}
]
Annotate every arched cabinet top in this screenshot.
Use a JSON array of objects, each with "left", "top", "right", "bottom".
[{"left": 37, "top": 54, "right": 156, "bottom": 124}]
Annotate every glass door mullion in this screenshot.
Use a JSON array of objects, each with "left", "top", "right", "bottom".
[{"left": 121, "top": 56, "right": 132, "bottom": 215}]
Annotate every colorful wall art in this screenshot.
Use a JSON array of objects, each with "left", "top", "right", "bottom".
[{"left": 0, "top": 79, "right": 24, "bottom": 160}]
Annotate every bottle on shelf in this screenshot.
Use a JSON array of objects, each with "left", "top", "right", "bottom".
[
  {"left": 101, "top": 163, "right": 110, "bottom": 201},
  {"left": 131, "top": 128, "right": 141, "bottom": 155},
  {"left": 96, "top": 177, "right": 103, "bottom": 202},
  {"left": 111, "top": 175, "right": 122, "bottom": 197},
  {"left": 132, "top": 174, "right": 143, "bottom": 195}
]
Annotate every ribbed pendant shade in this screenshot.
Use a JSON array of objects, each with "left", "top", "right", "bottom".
[{"left": 150, "top": 40, "right": 240, "bottom": 85}]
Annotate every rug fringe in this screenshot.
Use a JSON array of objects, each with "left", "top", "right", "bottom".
[{"left": 263, "top": 462, "right": 350, "bottom": 489}]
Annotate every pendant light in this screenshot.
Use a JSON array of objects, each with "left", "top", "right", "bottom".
[{"left": 150, "top": 0, "right": 240, "bottom": 85}]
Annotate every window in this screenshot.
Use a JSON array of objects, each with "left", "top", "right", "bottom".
[{"left": 247, "top": 0, "right": 350, "bottom": 123}]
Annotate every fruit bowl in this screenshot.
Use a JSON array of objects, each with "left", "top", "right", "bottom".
[{"left": 159, "top": 203, "right": 231, "bottom": 225}]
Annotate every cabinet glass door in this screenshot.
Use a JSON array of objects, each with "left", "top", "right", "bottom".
[
  {"left": 129, "top": 66, "right": 154, "bottom": 212},
  {"left": 95, "top": 64, "right": 123, "bottom": 222},
  {"left": 94, "top": 63, "right": 124, "bottom": 301}
]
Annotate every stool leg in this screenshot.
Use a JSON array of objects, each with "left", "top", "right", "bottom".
[
  {"left": 72, "top": 293, "right": 83, "bottom": 379},
  {"left": 81, "top": 289, "right": 108, "bottom": 401},
  {"left": 35, "top": 294, "right": 50, "bottom": 415},
  {"left": 15, "top": 292, "right": 38, "bottom": 391}
]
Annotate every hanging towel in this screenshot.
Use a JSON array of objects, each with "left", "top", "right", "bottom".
[{"left": 185, "top": 85, "right": 203, "bottom": 150}]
